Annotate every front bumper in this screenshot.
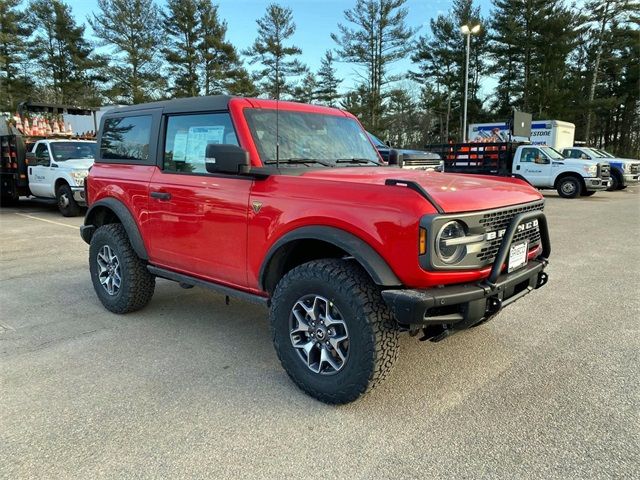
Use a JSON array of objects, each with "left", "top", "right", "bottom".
[
  {"left": 584, "top": 177, "right": 610, "bottom": 191},
  {"left": 623, "top": 173, "right": 640, "bottom": 186},
  {"left": 71, "top": 186, "right": 87, "bottom": 205},
  {"left": 382, "top": 210, "right": 551, "bottom": 330}
]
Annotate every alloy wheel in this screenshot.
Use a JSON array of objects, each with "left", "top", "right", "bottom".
[{"left": 97, "top": 245, "right": 121, "bottom": 296}]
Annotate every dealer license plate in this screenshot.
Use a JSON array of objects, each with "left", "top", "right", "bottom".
[{"left": 508, "top": 241, "right": 528, "bottom": 273}]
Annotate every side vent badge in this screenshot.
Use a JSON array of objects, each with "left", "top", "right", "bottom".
[{"left": 252, "top": 201, "right": 263, "bottom": 214}]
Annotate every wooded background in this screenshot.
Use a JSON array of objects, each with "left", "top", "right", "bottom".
[{"left": 1, "top": 0, "right": 638, "bottom": 156}]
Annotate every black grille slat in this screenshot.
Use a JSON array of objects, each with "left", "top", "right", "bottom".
[{"left": 475, "top": 202, "right": 544, "bottom": 264}]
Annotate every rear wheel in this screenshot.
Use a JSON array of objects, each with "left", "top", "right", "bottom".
[
  {"left": 557, "top": 176, "right": 582, "bottom": 198},
  {"left": 56, "top": 183, "right": 81, "bottom": 217},
  {"left": 89, "top": 224, "right": 155, "bottom": 313},
  {"left": 270, "top": 259, "right": 399, "bottom": 404}
]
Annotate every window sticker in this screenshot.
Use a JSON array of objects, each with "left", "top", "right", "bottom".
[{"left": 185, "top": 126, "right": 225, "bottom": 163}]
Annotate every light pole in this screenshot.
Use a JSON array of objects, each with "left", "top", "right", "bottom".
[{"left": 461, "top": 24, "right": 480, "bottom": 142}]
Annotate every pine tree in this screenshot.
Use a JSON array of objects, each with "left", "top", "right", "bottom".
[
  {"left": 315, "top": 50, "right": 341, "bottom": 106},
  {"left": 292, "top": 72, "right": 317, "bottom": 103},
  {"left": 197, "top": 0, "right": 255, "bottom": 96},
  {"left": 331, "top": 0, "right": 414, "bottom": 131},
  {"left": 28, "top": 0, "right": 104, "bottom": 105},
  {"left": 162, "top": 0, "right": 200, "bottom": 97},
  {"left": 411, "top": 0, "right": 485, "bottom": 140},
  {"left": 0, "top": 0, "right": 32, "bottom": 110},
  {"left": 244, "top": 3, "right": 306, "bottom": 100},
  {"left": 90, "top": 0, "right": 165, "bottom": 104}
]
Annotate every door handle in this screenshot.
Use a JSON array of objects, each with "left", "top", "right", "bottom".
[
  {"left": 516, "top": 165, "right": 520, "bottom": 170},
  {"left": 150, "top": 191, "right": 172, "bottom": 200}
]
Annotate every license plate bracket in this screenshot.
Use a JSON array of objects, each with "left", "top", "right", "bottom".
[{"left": 508, "top": 240, "right": 528, "bottom": 273}]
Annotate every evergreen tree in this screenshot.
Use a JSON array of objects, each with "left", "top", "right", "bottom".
[
  {"left": 28, "top": 0, "right": 104, "bottom": 105},
  {"left": 197, "top": 1, "right": 255, "bottom": 96},
  {"left": 162, "top": 0, "right": 200, "bottom": 97},
  {"left": 90, "top": 0, "right": 165, "bottom": 104},
  {"left": 0, "top": 0, "right": 32, "bottom": 110},
  {"left": 331, "top": 0, "right": 414, "bottom": 131},
  {"left": 244, "top": 3, "right": 306, "bottom": 99},
  {"left": 292, "top": 72, "right": 317, "bottom": 103},
  {"left": 315, "top": 50, "right": 341, "bottom": 106},
  {"left": 411, "top": 0, "right": 486, "bottom": 140}
]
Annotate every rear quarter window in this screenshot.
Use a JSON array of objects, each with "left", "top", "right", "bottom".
[{"left": 100, "top": 115, "right": 152, "bottom": 162}]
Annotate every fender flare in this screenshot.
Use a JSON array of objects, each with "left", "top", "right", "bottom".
[
  {"left": 83, "top": 198, "right": 148, "bottom": 260},
  {"left": 259, "top": 226, "right": 402, "bottom": 291}
]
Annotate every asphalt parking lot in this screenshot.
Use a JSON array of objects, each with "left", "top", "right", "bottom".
[{"left": 1, "top": 188, "right": 639, "bottom": 479}]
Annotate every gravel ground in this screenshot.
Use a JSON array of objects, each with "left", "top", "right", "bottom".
[{"left": 1, "top": 187, "right": 639, "bottom": 480}]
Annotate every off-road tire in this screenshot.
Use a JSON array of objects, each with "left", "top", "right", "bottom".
[
  {"left": 270, "top": 259, "right": 399, "bottom": 404},
  {"left": 607, "top": 173, "right": 620, "bottom": 191},
  {"left": 89, "top": 224, "right": 155, "bottom": 314},
  {"left": 56, "top": 183, "right": 82, "bottom": 217},
  {"left": 556, "top": 176, "right": 582, "bottom": 199}
]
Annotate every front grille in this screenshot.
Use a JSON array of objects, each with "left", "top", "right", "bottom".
[
  {"left": 476, "top": 201, "right": 544, "bottom": 264},
  {"left": 631, "top": 164, "right": 640, "bottom": 175},
  {"left": 599, "top": 163, "right": 610, "bottom": 178},
  {"left": 403, "top": 158, "right": 440, "bottom": 167}
]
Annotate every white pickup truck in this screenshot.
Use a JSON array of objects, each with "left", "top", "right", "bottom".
[
  {"left": 26, "top": 139, "right": 96, "bottom": 216},
  {"left": 429, "top": 142, "right": 611, "bottom": 198}
]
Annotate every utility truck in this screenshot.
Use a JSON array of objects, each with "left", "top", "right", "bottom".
[
  {"left": 0, "top": 102, "right": 98, "bottom": 216},
  {"left": 563, "top": 146, "right": 640, "bottom": 191},
  {"left": 469, "top": 120, "right": 576, "bottom": 151},
  {"left": 426, "top": 142, "right": 610, "bottom": 198}
]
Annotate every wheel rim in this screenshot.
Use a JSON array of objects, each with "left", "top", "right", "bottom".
[
  {"left": 561, "top": 180, "right": 576, "bottom": 195},
  {"left": 97, "top": 245, "right": 121, "bottom": 296},
  {"left": 58, "top": 192, "right": 70, "bottom": 209},
  {"left": 289, "top": 294, "right": 350, "bottom": 375}
]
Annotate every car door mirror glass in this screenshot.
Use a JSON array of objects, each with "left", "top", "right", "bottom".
[{"left": 205, "top": 144, "right": 250, "bottom": 175}]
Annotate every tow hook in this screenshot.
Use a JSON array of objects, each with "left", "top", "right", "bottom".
[
  {"left": 418, "top": 324, "right": 451, "bottom": 342},
  {"left": 536, "top": 271, "right": 549, "bottom": 289},
  {"left": 486, "top": 296, "right": 502, "bottom": 316}
]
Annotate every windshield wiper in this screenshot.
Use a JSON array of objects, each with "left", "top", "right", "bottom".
[
  {"left": 265, "top": 158, "right": 334, "bottom": 167},
  {"left": 335, "top": 158, "right": 379, "bottom": 165}
]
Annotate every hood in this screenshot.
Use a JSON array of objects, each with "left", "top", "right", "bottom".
[
  {"left": 608, "top": 157, "right": 639, "bottom": 165},
  {"left": 53, "top": 158, "right": 94, "bottom": 170},
  {"left": 562, "top": 157, "right": 601, "bottom": 168},
  {"left": 299, "top": 167, "right": 542, "bottom": 213}
]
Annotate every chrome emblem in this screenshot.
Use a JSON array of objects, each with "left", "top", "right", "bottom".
[
  {"left": 252, "top": 201, "right": 263, "bottom": 214},
  {"left": 486, "top": 219, "right": 538, "bottom": 240}
]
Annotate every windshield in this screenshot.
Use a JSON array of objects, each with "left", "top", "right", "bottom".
[
  {"left": 245, "top": 109, "right": 381, "bottom": 166},
  {"left": 50, "top": 142, "right": 96, "bottom": 161},
  {"left": 367, "top": 132, "right": 385, "bottom": 148},
  {"left": 584, "top": 148, "right": 606, "bottom": 158},
  {"left": 539, "top": 146, "right": 564, "bottom": 160},
  {"left": 596, "top": 149, "right": 615, "bottom": 158}
]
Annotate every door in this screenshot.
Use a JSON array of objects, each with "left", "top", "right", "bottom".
[
  {"left": 28, "top": 143, "right": 54, "bottom": 197},
  {"left": 146, "top": 112, "right": 252, "bottom": 288},
  {"left": 517, "top": 147, "right": 552, "bottom": 187}
]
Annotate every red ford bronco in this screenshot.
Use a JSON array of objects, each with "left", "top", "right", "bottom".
[{"left": 80, "top": 96, "right": 550, "bottom": 404}]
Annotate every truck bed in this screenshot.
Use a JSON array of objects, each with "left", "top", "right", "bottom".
[{"left": 424, "top": 142, "right": 521, "bottom": 175}]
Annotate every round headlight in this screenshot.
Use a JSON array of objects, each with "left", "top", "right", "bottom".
[{"left": 436, "top": 221, "right": 467, "bottom": 264}]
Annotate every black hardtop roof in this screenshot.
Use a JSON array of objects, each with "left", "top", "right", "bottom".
[{"left": 103, "top": 95, "right": 236, "bottom": 116}]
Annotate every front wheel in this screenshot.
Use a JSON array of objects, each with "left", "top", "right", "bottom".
[
  {"left": 557, "top": 176, "right": 582, "bottom": 198},
  {"left": 56, "top": 183, "right": 82, "bottom": 216},
  {"left": 270, "top": 259, "right": 399, "bottom": 404},
  {"left": 89, "top": 224, "right": 155, "bottom": 313},
  {"left": 581, "top": 191, "right": 596, "bottom": 197}
]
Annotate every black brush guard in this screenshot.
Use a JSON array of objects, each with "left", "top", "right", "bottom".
[{"left": 381, "top": 211, "right": 550, "bottom": 338}]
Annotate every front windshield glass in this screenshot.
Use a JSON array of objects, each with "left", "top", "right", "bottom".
[
  {"left": 539, "top": 146, "right": 564, "bottom": 160},
  {"left": 596, "top": 149, "right": 614, "bottom": 158},
  {"left": 50, "top": 142, "right": 96, "bottom": 161},
  {"left": 585, "top": 148, "right": 606, "bottom": 158},
  {"left": 244, "top": 109, "right": 381, "bottom": 166},
  {"left": 367, "top": 132, "right": 385, "bottom": 147}
]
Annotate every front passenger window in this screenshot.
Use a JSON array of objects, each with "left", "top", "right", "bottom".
[
  {"left": 164, "top": 113, "right": 238, "bottom": 174},
  {"left": 35, "top": 144, "right": 50, "bottom": 166}
]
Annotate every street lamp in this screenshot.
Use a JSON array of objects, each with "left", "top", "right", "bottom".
[{"left": 461, "top": 24, "right": 480, "bottom": 142}]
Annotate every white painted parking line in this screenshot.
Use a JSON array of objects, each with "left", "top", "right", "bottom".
[{"left": 14, "top": 213, "right": 78, "bottom": 230}]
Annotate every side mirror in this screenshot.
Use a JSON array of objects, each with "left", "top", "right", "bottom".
[
  {"left": 26, "top": 152, "right": 35, "bottom": 164},
  {"left": 387, "top": 149, "right": 404, "bottom": 167},
  {"left": 385, "top": 140, "right": 392, "bottom": 148},
  {"left": 580, "top": 153, "right": 590, "bottom": 160},
  {"left": 205, "top": 144, "right": 250, "bottom": 175}
]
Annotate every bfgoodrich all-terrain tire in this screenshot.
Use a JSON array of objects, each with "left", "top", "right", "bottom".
[
  {"left": 89, "top": 224, "right": 155, "bottom": 314},
  {"left": 270, "top": 259, "right": 399, "bottom": 404},
  {"left": 556, "top": 176, "right": 582, "bottom": 198}
]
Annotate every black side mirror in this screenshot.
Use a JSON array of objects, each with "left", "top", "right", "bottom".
[
  {"left": 385, "top": 140, "right": 392, "bottom": 147},
  {"left": 387, "top": 149, "right": 403, "bottom": 167},
  {"left": 205, "top": 144, "right": 250, "bottom": 175}
]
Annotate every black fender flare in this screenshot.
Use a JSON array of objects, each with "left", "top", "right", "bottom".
[
  {"left": 82, "top": 198, "right": 148, "bottom": 260},
  {"left": 259, "top": 226, "right": 402, "bottom": 291}
]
